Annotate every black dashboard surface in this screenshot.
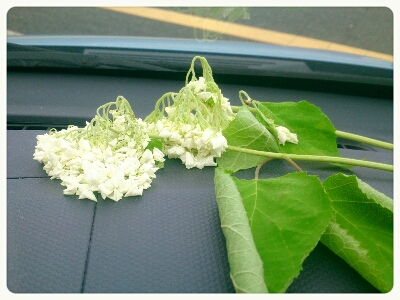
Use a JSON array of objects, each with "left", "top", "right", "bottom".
[{"left": 7, "top": 71, "right": 393, "bottom": 293}]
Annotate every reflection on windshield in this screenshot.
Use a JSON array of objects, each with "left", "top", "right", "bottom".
[
  {"left": 7, "top": 7, "right": 393, "bottom": 61},
  {"left": 170, "top": 7, "right": 250, "bottom": 41}
]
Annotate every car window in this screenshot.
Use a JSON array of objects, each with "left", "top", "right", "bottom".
[{"left": 6, "top": 6, "right": 393, "bottom": 62}]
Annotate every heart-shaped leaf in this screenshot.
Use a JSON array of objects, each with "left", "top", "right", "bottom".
[
  {"left": 233, "top": 172, "right": 333, "bottom": 292},
  {"left": 258, "top": 101, "right": 339, "bottom": 156},
  {"left": 217, "top": 106, "right": 279, "bottom": 172},
  {"left": 321, "top": 173, "right": 393, "bottom": 293},
  {"left": 215, "top": 169, "right": 333, "bottom": 293}
]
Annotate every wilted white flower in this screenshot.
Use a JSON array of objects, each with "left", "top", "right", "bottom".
[
  {"left": 276, "top": 126, "right": 299, "bottom": 145},
  {"left": 187, "top": 76, "right": 207, "bottom": 93},
  {"left": 33, "top": 96, "right": 165, "bottom": 202},
  {"left": 144, "top": 57, "right": 235, "bottom": 169},
  {"left": 147, "top": 118, "right": 228, "bottom": 169}
]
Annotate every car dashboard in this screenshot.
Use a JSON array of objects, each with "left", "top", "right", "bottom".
[{"left": 6, "top": 36, "right": 393, "bottom": 293}]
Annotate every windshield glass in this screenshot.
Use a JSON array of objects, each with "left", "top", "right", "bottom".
[{"left": 6, "top": 6, "right": 393, "bottom": 62}]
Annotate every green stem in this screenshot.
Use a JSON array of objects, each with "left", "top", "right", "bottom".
[
  {"left": 231, "top": 105, "right": 393, "bottom": 151},
  {"left": 227, "top": 145, "right": 393, "bottom": 172},
  {"left": 148, "top": 131, "right": 393, "bottom": 171},
  {"left": 149, "top": 133, "right": 162, "bottom": 140},
  {"left": 232, "top": 105, "right": 256, "bottom": 113},
  {"left": 336, "top": 130, "right": 393, "bottom": 150}
]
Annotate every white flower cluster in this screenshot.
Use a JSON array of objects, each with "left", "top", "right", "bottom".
[
  {"left": 276, "top": 125, "right": 299, "bottom": 145},
  {"left": 146, "top": 76, "right": 234, "bottom": 169},
  {"left": 148, "top": 119, "right": 227, "bottom": 169},
  {"left": 186, "top": 77, "right": 234, "bottom": 117},
  {"left": 33, "top": 117, "right": 165, "bottom": 202}
]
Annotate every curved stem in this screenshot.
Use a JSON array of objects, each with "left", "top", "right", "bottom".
[
  {"left": 255, "top": 157, "right": 302, "bottom": 180},
  {"left": 254, "top": 156, "right": 303, "bottom": 180},
  {"left": 227, "top": 145, "right": 393, "bottom": 172},
  {"left": 254, "top": 158, "right": 274, "bottom": 180},
  {"left": 283, "top": 156, "right": 303, "bottom": 172}
]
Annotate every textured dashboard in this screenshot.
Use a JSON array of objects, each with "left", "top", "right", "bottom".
[{"left": 7, "top": 71, "right": 393, "bottom": 293}]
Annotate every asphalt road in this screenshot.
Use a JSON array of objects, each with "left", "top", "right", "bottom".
[{"left": 6, "top": 6, "right": 393, "bottom": 57}]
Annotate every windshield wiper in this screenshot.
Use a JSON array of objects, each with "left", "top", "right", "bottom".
[
  {"left": 7, "top": 43, "right": 100, "bottom": 68},
  {"left": 7, "top": 43, "right": 177, "bottom": 71},
  {"left": 7, "top": 38, "right": 393, "bottom": 87}
]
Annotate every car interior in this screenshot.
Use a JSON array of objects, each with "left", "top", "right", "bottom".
[{"left": 6, "top": 7, "right": 394, "bottom": 294}]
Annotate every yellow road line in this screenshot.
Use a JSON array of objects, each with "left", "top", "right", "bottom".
[
  {"left": 103, "top": 7, "right": 393, "bottom": 62},
  {"left": 7, "top": 30, "right": 22, "bottom": 36}
]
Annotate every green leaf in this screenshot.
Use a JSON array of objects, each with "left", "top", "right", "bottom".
[
  {"left": 258, "top": 101, "right": 339, "bottom": 156},
  {"left": 233, "top": 172, "right": 333, "bottom": 293},
  {"left": 214, "top": 168, "right": 268, "bottom": 293},
  {"left": 217, "top": 106, "right": 279, "bottom": 172},
  {"left": 321, "top": 173, "right": 393, "bottom": 293},
  {"left": 146, "top": 138, "right": 164, "bottom": 152},
  {"left": 146, "top": 139, "right": 165, "bottom": 168}
]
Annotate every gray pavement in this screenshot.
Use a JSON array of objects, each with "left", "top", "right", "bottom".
[{"left": 6, "top": 6, "right": 393, "bottom": 55}]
